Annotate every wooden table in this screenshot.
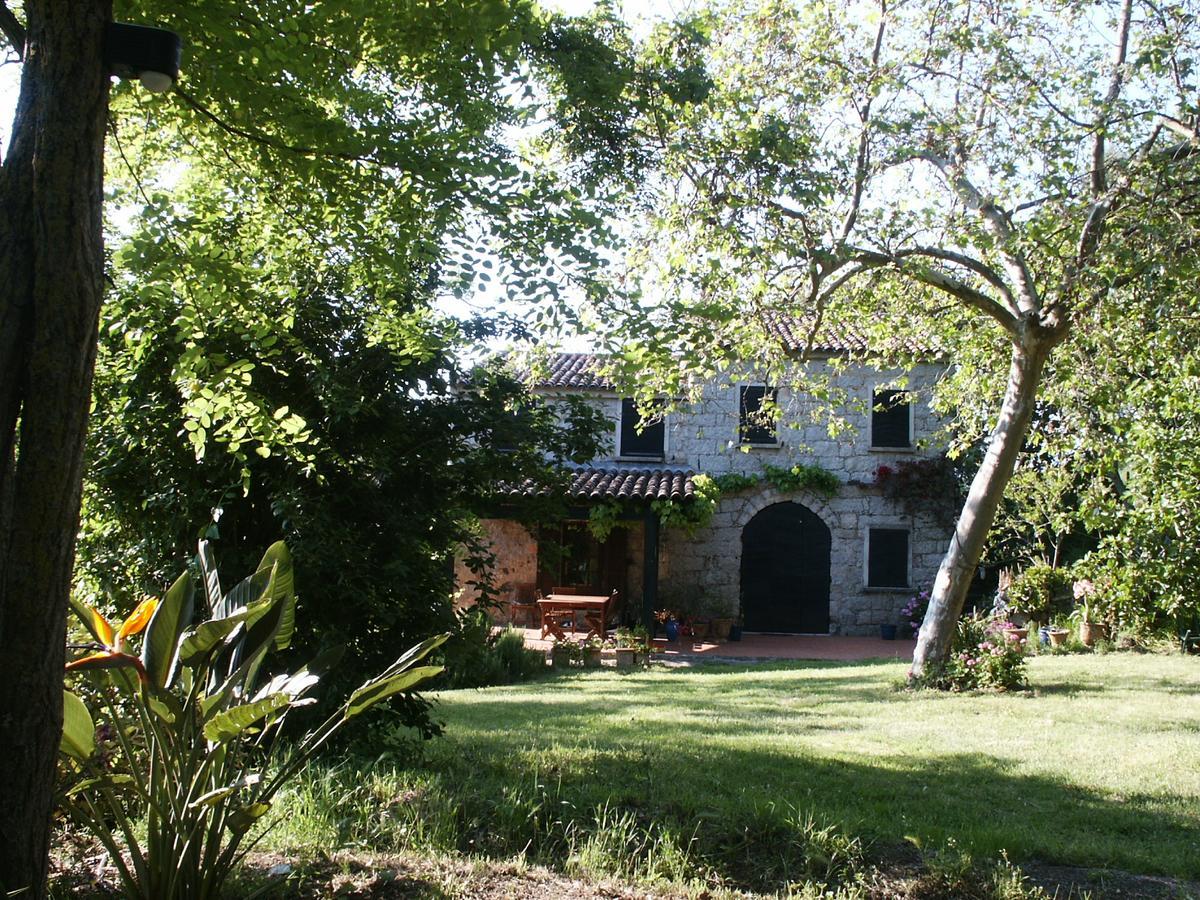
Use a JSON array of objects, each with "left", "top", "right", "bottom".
[{"left": 538, "top": 594, "right": 613, "bottom": 641}]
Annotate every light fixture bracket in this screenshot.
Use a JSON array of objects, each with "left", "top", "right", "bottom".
[{"left": 105, "top": 22, "right": 182, "bottom": 93}]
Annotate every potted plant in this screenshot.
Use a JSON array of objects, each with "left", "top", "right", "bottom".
[
  {"left": 1072, "top": 584, "right": 1109, "bottom": 647},
  {"left": 1046, "top": 617, "right": 1070, "bottom": 648},
  {"left": 582, "top": 636, "right": 603, "bottom": 668},
  {"left": 550, "top": 641, "right": 573, "bottom": 669},
  {"left": 1005, "top": 563, "right": 1072, "bottom": 628},
  {"left": 880, "top": 623, "right": 898, "bottom": 640},
  {"left": 632, "top": 625, "right": 652, "bottom": 666},
  {"left": 614, "top": 628, "right": 637, "bottom": 669},
  {"left": 729, "top": 613, "right": 743, "bottom": 642}
]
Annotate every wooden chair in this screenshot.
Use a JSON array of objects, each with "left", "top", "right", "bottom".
[{"left": 508, "top": 582, "right": 539, "bottom": 629}]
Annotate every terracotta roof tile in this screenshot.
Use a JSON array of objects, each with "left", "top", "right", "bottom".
[
  {"left": 759, "top": 311, "right": 933, "bottom": 356},
  {"left": 505, "top": 467, "right": 695, "bottom": 502},
  {"left": 537, "top": 353, "right": 614, "bottom": 390}
]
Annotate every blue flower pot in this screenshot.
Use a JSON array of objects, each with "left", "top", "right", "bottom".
[
  {"left": 880, "top": 624, "right": 898, "bottom": 640},
  {"left": 729, "top": 624, "right": 743, "bottom": 642},
  {"left": 665, "top": 619, "right": 680, "bottom": 642}
]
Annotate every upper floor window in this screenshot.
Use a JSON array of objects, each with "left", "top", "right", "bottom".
[
  {"left": 740, "top": 385, "right": 777, "bottom": 445},
  {"left": 866, "top": 527, "right": 910, "bottom": 589},
  {"left": 871, "top": 388, "right": 913, "bottom": 449},
  {"left": 619, "top": 398, "right": 665, "bottom": 459}
]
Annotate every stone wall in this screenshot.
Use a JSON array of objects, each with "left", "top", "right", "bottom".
[
  {"left": 579, "top": 360, "right": 951, "bottom": 633},
  {"left": 453, "top": 518, "right": 538, "bottom": 608},
  {"left": 659, "top": 483, "right": 947, "bottom": 634}
]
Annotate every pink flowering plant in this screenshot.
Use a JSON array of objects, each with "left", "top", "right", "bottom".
[
  {"left": 901, "top": 588, "right": 930, "bottom": 638},
  {"left": 921, "top": 613, "right": 1028, "bottom": 691}
]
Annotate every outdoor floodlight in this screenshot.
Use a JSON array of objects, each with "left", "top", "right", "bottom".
[{"left": 105, "top": 22, "right": 182, "bottom": 93}]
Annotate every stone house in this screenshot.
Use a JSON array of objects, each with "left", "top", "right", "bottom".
[{"left": 462, "top": 327, "right": 955, "bottom": 635}]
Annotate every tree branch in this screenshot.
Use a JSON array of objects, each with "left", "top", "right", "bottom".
[
  {"left": 1092, "top": 0, "right": 1133, "bottom": 195},
  {"left": 917, "top": 151, "right": 1040, "bottom": 313},
  {"left": 839, "top": 0, "right": 888, "bottom": 245},
  {"left": 0, "top": 1, "right": 26, "bottom": 59},
  {"left": 174, "top": 86, "right": 388, "bottom": 167},
  {"left": 822, "top": 249, "right": 1019, "bottom": 336}
]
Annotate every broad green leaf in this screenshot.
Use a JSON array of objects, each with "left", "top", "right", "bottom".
[
  {"left": 176, "top": 591, "right": 273, "bottom": 667},
  {"left": 60, "top": 691, "right": 94, "bottom": 761},
  {"left": 146, "top": 695, "right": 177, "bottom": 723},
  {"left": 343, "top": 665, "right": 443, "bottom": 721},
  {"left": 189, "top": 773, "right": 262, "bottom": 809},
  {"left": 226, "top": 802, "right": 271, "bottom": 835},
  {"left": 197, "top": 540, "right": 224, "bottom": 616},
  {"left": 64, "top": 774, "right": 135, "bottom": 797},
  {"left": 142, "top": 570, "right": 195, "bottom": 688},
  {"left": 203, "top": 693, "right": 291, "bottom": 743},
  {"left": 375, "top": 632, "right": 450, "bottom": 681}
]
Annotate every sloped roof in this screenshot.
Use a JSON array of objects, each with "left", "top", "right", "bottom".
[
  {"left": 536, "top": 353, "right": 615, "bottom": 391},
  {"left": 530, "top": 315, "right": 933, "bottom": 391},
  {"left": 760, "top": 310, "right": 932, "bottom": 357},
  {"left": 504, "top": 467, "right": 695, "bottom": 502}
]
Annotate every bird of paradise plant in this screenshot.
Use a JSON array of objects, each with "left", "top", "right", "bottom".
[{"left": 59, "top": 540, "right": 447, "bottom": 900}]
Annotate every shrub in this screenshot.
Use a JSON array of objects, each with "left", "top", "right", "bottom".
[
  {"left": 1004, "top": 563, "right": 1072, "bottom": 622},
  {"left": 919, "top": 613, "right": 1028, "bottom": 691},
  {"left": 901, "top": 588, "right": 931, "bottom": 637},
  {"left": 442, "top": 613, "right": 545, "bottom": 688},
  {"left": 59, "top": 541, "right": 447, "bottom": 900}
]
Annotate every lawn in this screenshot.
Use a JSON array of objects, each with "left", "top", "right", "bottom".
[{"left": 270, "top": 653, "right": 1200, "bottom": 892}]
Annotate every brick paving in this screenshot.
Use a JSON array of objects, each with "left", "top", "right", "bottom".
[{"left": 512, "top": 627, "right": 917, "bottom": 664}]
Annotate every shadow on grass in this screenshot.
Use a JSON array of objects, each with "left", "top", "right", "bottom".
[
  {"left": 403, "top": 662, "right": 1200, "bottom": 886},
  {"left": 403, "top": 742, "right": 1200, "bottom": 890}
]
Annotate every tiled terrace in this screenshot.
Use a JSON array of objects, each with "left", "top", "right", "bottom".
[{"left": 511, "top": 627, "right": 917, "bottom": 664}]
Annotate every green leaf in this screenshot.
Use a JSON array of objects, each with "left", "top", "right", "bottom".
[
  {"left": 189, "top": 773, "right": 262, "bottom": 809},
  {"left": 197, "top": 540, "right": 224, "bottom": 616},
  {"left": 376, "top": 632, "right": 450, "bottom": 681},
  {"left": 203, "top": 693, "right": 291, "bottom": 743},
  {"left": 176, "top": 591, "right": 273, "bottom": 667},
  {"left": 226, "top": 802, "right": 271, "bottom": 835},
  {"left": 343, "top": 665, "right": 443, "bottom": 721},
  {"left": 141, "top": 570, "right": 195, "bottom": 689},
  {"left": 60, "top": 691, "right": 94, "bottom": 761}
]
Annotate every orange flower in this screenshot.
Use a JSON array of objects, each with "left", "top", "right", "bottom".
[{"left": 66, "top": 598, "right": 159, "bottom": 683}]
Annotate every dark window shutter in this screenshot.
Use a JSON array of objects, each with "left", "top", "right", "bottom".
[
  {"left": 868, "top": 528, "right": 909, "bottom": 588},
  {"left": 619, "top": 398, "right": 665, "bottom": 458},
  {"left": 740, "top": 385, "right": 776, "bottom": 444},
  {"left": 872, "top": 389, "right": 912, "bottom": 448}
]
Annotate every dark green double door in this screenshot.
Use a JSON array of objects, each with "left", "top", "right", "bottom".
[{"left": 740, "top": 502, "right": 831, "bottom": 634}]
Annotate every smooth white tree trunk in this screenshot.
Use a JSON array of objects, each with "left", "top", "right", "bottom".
[{"left": 911, "top": 334, "right": 1055, "bottom": 677}]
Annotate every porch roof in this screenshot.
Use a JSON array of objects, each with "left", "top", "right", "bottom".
[{"left": 505, "top": 466, "right": 696, "bottom": 502}]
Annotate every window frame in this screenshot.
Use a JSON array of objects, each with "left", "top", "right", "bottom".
[
  {"left": 739, "top": 383, "right": 779, "bottom": 447},
  {"left": 617, "top": 397, "right": 667, "bottom": 461},
  {"left": 863, "top": 526, "right": 912, "bottom": 590},
  {"left": 869, "top": 386, "right": 914, "bottom": 451}
]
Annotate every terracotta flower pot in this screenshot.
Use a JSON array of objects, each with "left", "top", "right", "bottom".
[
  {"left": 615, "top": 647, "right": 636, "bottom": 670},
  {"left": 711, "top": 618, "right": 734, "bottom": 641},
  {"left": 1048, "top": 628, "right": 1069, "bottom": 647},
  {"left": 1079, "top": 622, "right": 1109, "bottom": 647},
  {"left": 1003, "top": 626, "right": 1028, "bottom": 644},
  {"left": 583, "top": 648, "right": 602, "bottom": 668}
]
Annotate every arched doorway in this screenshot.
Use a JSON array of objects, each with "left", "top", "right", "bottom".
[{"left": 740, "top": 502, "right": 831, "bottom": 633}]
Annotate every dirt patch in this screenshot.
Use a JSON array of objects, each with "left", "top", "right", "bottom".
[
  {"left": 238, "top": 852, "right": 696, "bottom": 899},
  {"left": 51, "top": 842, "right": 1200, "bottom": 899}
]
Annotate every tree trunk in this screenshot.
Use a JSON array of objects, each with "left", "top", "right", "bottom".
[
  {"left": 0, "top": 2, "right": 111, "bottom": 896},
  {"left": 910, "top": 332, "right": 1056, "bottom": 678}
]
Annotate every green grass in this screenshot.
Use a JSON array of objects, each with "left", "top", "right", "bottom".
[{"left": 267, "top": 654, "right": 1200, "bottom": 892}]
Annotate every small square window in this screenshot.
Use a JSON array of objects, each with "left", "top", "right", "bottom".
[
  {"left": 871, "top": 389, "right": 912, "bottom": 449},
  {"left": 740, "top": 385, "right": 777, "bottom": 445},
  {"left": 867, "top": 528, "right": 910, "bottom": 588},
  {"left": 619, "top": 398, "right": 665, "bottom": 459}
]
